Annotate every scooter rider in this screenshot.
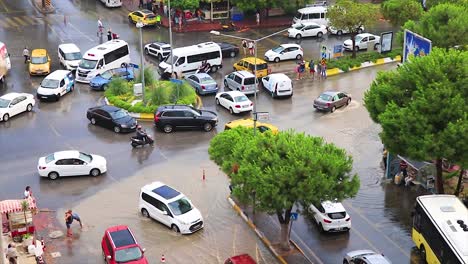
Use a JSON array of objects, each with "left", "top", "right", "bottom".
[
  {"left": 197, "top": 60, "right": 211, "bottom": 74},
  {"left": 135, "top": 125, "right": 153, "bottom": 144}
]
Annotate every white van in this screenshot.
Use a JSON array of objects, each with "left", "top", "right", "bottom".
[
  {"left": 100, "top": 0, "right": 122, "bottom": 7},
  {"left": 58, "top": 43, "right": 82, "bottom": 71},
  {"left": 158, "top": 42, "right": 222, "bottom": 75},
  {"left": 261, "top": 73, "right": 293, "bottom": 98},
  {"left": 0, "top": 41, "right": 11, "bottom": 83},
  {"left": 293, "top": 6, "right": 328, "bottom": 26},
  {"left": 36, "top": 70, "right": 75, "bottom": 101},
  {"left": 139, "top": 181, "right": 204, "bottom": 234},
  {"left": 76, "top": 40, "right": 130, "bottom": 83}
]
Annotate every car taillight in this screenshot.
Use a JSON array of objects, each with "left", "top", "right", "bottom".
[
  {"left": 39, "top": 166, "right": 46, "bottom": 170},
  {"left": 235, "top": 105, "right": 241, "bottom": 108},
  {"left": 201, "top": 85, "right": 206, "bottom": 90},
  {"left": 326, "top": 103, "right": 331, "bottom": 107},
  {"left": 250, "top": 103, "right": 253, "bottom": 106},
  {"left": 346, "top": 217, "right": 351, "bottom": 221},
  {"left": 154, "top": 112, "right": 161, "bottom": 122},
  {"left": 241, "top": 86, "right": 245, "bottom": 90},
  {"left": 323, "top": 219, "right": 332, "bottom": 223}
]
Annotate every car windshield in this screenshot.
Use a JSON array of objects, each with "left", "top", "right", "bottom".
[
  {"left": 244, "top": 77, "right": 256, "bottom": 85},
  {"left": 328, "top": 212, "right": 346, "bottom": 219},
  {"left": 64, "top": 52, "right": 82, "bottom": 60},
  {"left": 79, "top": 59, "right": 98, "bottom": 69},
  {"left": 162, "top": 46, "right": 171, "bottom": 51},
  {"left": 319, "top": 94, "right": 333, "bottom": 101},
  {"left": 40, "top": 79, "right": 60, "bottom": 89},
  {"left": 272, "top": 46, "right": 284, "bottom": 53},
  {"left": 78, "top": 152, "right": 92, "bottom": 163},
  {"left": 355, "top": 35, "right": 363, "bottom": 42},
  {"left": 249, "top": 63, "right": 268, "bottom": 71},
  {"left": 100, "top": 70, "right": 113, "bottom": 79},
  {"left": 293, "top": 24, "right": 305, "bottom": 30},
  {"left": 45, "top": 154, "right": 55, "bottom": 163},
  {"left": 234, "top": 96, "right": 248, "bottom": 102},
  {"left": 115, "top": 246, "right": 142, "bottom": 263},
  {"left": 294, "top": 12, "right": 302, "bottom": 19},
  {"left": 168, "top": 197, "right": 193, "bottom": 216},
  {"left": 31, "top": 56, "right": 47, "bottom": 64},
  {"left": 110, "top": 109, "right": 128, "bottom": 120},
  {"left": 0, "top": 98, "right": 10, "bottom": 108},
  {"left": 199, "top": 77, "right": 215, "bottom": 84},
  {"left": 164, "top": 55, "right": 178, "bottom": 63}
]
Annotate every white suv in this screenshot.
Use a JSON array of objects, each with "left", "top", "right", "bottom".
[
  {"left": 144, "top": 42, "right": 171, "bottom": 61},
  {"left": 309, "top": 200, "right": 351, "bottom": 232},
  {"left": 139, "top": 181, "right": 204, "bottom": 234}
]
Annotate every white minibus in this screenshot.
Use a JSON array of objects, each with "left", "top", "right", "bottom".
[
  {"left": 100, "top": 0, "right": 122, "bottom": 7},
  {"left": 293, "top": 6, "right": 328, "bottom": 26},
  {"left": 75, "top": 40, "right": 130, "bottom": 83},
  {"left": 158, "top": 42, "right": 222, "bottom": 75}
]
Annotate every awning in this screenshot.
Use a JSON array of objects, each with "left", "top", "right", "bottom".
[{"left": 0, "top": 198, "right": 37, "bottom": 214}]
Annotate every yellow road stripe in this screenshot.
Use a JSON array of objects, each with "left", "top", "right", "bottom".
[
  {"left": 0, "top": 0, "right": 9, "bottom": 13},
  {"left": 0, "top": 19, "right": 9, "bottom": 28},
  {"left": 11, "top": 16, "right": 28, "bottom": 27},
  {"left": 3, "top": 18, "right": 18, "bottom": 28},
  {"left": 21, "top": 15, "right": 37, "bottom": 25},
  {"left": 30, "top": 17, "right": 45, "bottom": 25}
]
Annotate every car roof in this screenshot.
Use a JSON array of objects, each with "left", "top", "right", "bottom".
[
  {"left": 322, "top": 91, "right": 339, "bottom": 96},
  {"left": 141, "top": 181, "right": 183, "bottom": 201},
  {"left": 105, "top": 225, "right": 137, "bottom": 249},
  {"left": 51, "top": 150, "right": 80, "bottom": 160},
  {"left": 45, "top": 70, "right": 72, "bottom": 80},
  {"left": 150, "top": 41, "right": 170, "bottom": 46},
  {"left": 363, "top": 253, "right": 391, "bottom": 264},
  {"left": 1, "top": 93, "right": 25, "bottom": 100},
  {"left": 225, "top": 118, "right": 275, "bottom": 129},
  {"left": 217, "top": 42, "right": 237, "bottom": 47},
  {"left": 299, "top": 22, "right": 321, "bottom": 26},
  {"left": 240, "top": 57, "right": 267, "bottom": 64},
  {"left": 221, "top": 90, "right": 246, "bottom": 97},
  {"left": 191, "top": 73, "right": 212, "bottom": 79},
  {"left": 31, "top": 49, "right": 47, "bottom": 56},
  {"left": 58, "top": 43, "right": 80, "bottom": 53},
  {"left": 156, "top": 104, "right": 194, "bottom": 112},
  {"left": 357, "top": 33, "right": 375, "bottom": 37},
  {"left": 278, "top": 43, "right": 300, "bottom": 48},
  {"left": 267, "top": 73, "right": 290, "bottom": 80},
  {"left": 138, "top": 9, "right": 153, "bottom": 14},
  {"left": 95, "top": 105, "right": 121, "bottom": 113},
  {"left": 235, "top": 71, "right": 255, "bottom": 78},
  {"left": 321, "top": 201, "right": 346, "bottom": 213}
]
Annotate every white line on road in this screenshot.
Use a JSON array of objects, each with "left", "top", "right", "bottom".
[{"left": 66, "top": 19, "right": 94, "bottom": 42}]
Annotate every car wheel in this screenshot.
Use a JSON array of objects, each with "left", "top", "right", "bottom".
[
  {"left": 210, "top": 65, "right": 218, "bottom": 73},
  {"left": 171, "top": 224, "right": 180, "bottom": 233},
  {"left": 319, "top": 223, "right": 325, "bottom": 233},
  {"left": 420, "top": 245, "right": 427, "bottom": 262},
  {"left": 113, "top": 126, "right": 121, "bottom": 133},
  {"left": 343, "top": 259, "right": 349, "bottom": 264},
  {"left": 56, "top": 94, "right": 61, "bottom": 101},
  {"left": 346, "top": 98, "right": 351, "bottom": 105},
  {"left": 102, "top": 84, "right": 108, "bottom": 91},
  {"left": 91, "top": 118, "right": 97, "bottom": 125},
  {"left": 2, "top": 114, "right": 9, "bottom": 122},
  {"left": 141, "top": 208, "right": 150, "bottom": 218},
  {"left": 274, "top": 57, "right": 280, "bottom": 63},
  {"left": 229, "top": 107, "right": 234, "bottom": 114},
  {"left": 163, "top": 124, "right": 173, "bottom": 133},
  {"left": 331, "top": 106, "right": 336, "bottom": 113},
  {"left": 48, "top": 172, "right": 59, "bottom": 180},
  {"left": 295, "top": 34, "right": 302, "bottom": 40},
  {"left": 144, "top": 48, "right": 149, "bottom": 55},
  {"left": 128, "top": 16, "right": 133, "bottom": 23},
  {"left": 26, "top": 104, "right": 33, "bottom": 112},
  {"left": 215, "top": 98, "right": 220, "bottom": 105},
  {"left": 271, "top": 91, "right": 275, "bottom": 98},
  {"left": 230, "top": 51, "right": 236, "bottom": 58},
  {"left": 296, "top": 54, "right": 302, "bottom": 60},
  {"left": 224, "top": 80, "right": 229, "bottom": 89},
  {"left": 337, "top": 30, "right": 343, "bottom": 36},
  {"left": 90, "top": 168, "right": 101, "bottom": 177},
  {"left": 317, "top": 32, "right": 323, "bottom": 38},
  {"left": 70, "top": 84, "right": 74, "bottom": 92},
  {"left": 203, "top": 122, "right": 213, "bottom": 132},
  {"left": 158, "top": 54, "right": 163, "bottom": 61},
  {"left": 354, "top": 46, "right": 360, "bottom": 52},
  {"left": 121, "top": 63, "right": 127, "bottom": 68},
  {"left": 374, "top": 43, "right": 380, "bottom": 50}
]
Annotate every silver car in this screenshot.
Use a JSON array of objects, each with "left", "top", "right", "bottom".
[
  {"left": 223, "top": 71, "right": 258, "bottom": 95},
  {"left": 313, "top": 91, "right": 351, "bottom": 112},
  {"left": 185, "top": 73, "right": 218, "bottom": 95},
  {"left": 343, "top": 250, "right": 392, "bottom": 264}
]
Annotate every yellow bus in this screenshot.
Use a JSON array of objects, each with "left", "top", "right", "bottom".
[{"left": 412, "top": 195, "right": 468, "bottom": 264}]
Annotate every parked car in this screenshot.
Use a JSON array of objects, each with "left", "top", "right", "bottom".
[
  {"left": 309, "top": 201, "right": 351, "bottom": 232},
  {"left": 101, "top": 225, "right": 148, "bottom": 264},
  {"left": 328, "top": 25, "right": 364, "bottom": 35},
  {"left": 264, "top": 44, "right": 303, "bottom": 63},
  {"left": 233, "top": 57, "right": 269, "bottom": 78},
  {"left": 216, "top": 42, "right": 239, "bottom": 58},
  {"left": 128, "top": 9, "right": 157, "bottom": 26},
  {"left": 225, "top": 254, "right": 257, "bottom": 264},
  {"left": 29, "top": 49, "right": 51, "bottom": 76},
  {"left": 343, "top": 33, "right": 380, "bottom": 51},
  {"left": 0, "top": 93, "right": 35, "bottom": 122},
  {"left": 154, "top": 104, "right": 218, "bottom": 133},
  {"left": 89, "top": 68, "right": 134, "bottom": 91},
  {"left": 139, "top": 181, "right": 204, "bottom": 234},
  {"left": 37, "top": 150, "right": 107, "bottom": 180},
  {"left": 36, "top": 70, "right": 75, "bottom": 101},
  {"left": 288, "top": 22, "right": 327, "bottom": 39},
  {"left": 313, "top": 91, "right": 351, "bottom": 112},
  {"left": 144, "top": 41, "right": 171, "bottom": 61},
  {"left": 184, "top": 73, "right": 219, "bottom": 95},
  {"left": 343, "top": 250, "right": 392, "bottom": 264},
  {"left": 261, "top": 73, "right": 293, "bottom": 98},
  {"left": 224, "top": 118, "right": 279, "bottom": 134},
  {"left": 224, "top": 71, "right": 258, "bottom": 95},
  {"left": 215, "top": 91, "right": 253, "bottom": 114},
  {"left": 58, "top": 43, "right": 82, "bottom": 71},
  {"left": 87, "top": 105, "right": 137, "bottom": 133}
]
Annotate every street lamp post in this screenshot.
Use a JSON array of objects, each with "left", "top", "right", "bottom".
[
  {"left": 136, "top": 21, "right": 145, "bottom": 103},
  {"left": 168, "top": 0, "right": 174, "bottom": 77}
]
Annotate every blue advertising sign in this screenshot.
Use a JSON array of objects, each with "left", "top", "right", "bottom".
[
  {"left": 333, "top": 44, "right": 343, "bottom": 58},
  {"left": 128, "top": 63, "right": 139, "bottom": 69},
  {"left": 321, "top": 45, "right": 327, "bottom": 59},
  {"left": 170, "top": 78, "right": 183, "bottom": 85},
  {"left": 403, "top": 30, "right": 432, "bottom": 63},
  {"left": 290, "top": 212, "right": 298, "bottom": 221}
]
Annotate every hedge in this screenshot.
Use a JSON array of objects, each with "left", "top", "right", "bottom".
[{"left": 326, "top": 49, "right": 402, "bottom": 72}]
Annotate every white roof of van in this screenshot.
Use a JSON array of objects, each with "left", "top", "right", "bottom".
[
  {"left": 58, "top": 43, "right": 80, "bottom": 53},
  {"left": 297, "top": 6, "right": 327, "bottom": 13},
  {"left": 83, "top": 40, "right": 128, "bottom": 59},
  {"left": 172, "top": 42, "right": 220, "bottom": 55},
  {"left": 45, "top": 70, "right": 71, "bottom": 80}
]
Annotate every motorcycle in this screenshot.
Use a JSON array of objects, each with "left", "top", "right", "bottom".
[{"left": 131, "top": 134, "right": 154, "bottom": 148}]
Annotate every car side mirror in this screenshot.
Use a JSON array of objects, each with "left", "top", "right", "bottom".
[
  {"left": 97, "top": 65, "right": 102, "bottom": 69},
  {"left": 193, "top": 116, "right": 197, "bottom": 119},
  {"left": 142, "top": 248, "right": 146, "bottom": 252},
  {"left": 106, "top": 255, "right": 112, "bottom": 260},
  {"left": 162, "top": 210, "right": 168, "bottom": 215}
]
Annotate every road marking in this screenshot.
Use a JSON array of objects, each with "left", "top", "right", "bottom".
[
  {"left": 232, "top": 224, "right": 237, "bottom": 255},
  {"left": 3, "top": 17, "right": 18, "bottom": 28},
  {"left": 67, "top": 20, "right": 94, "bottom": 42},
  {"left": 11, "top": 16, "right": 28, "bottom": 27},
  {"left": 48, "top": 122, "right": 62, "bottom": 137},
  {"left": 0, "top": 19, "right": 9, "bottom": 28},
  {"left": 350, "top": 227, "right": 381, "bottom": 252},
  {"left": 0, "top": 0, "right": 9, "bottom": 12}
]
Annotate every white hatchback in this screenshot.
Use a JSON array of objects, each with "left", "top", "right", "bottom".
[
  {"left": 264, "top": 44, "right": 303, "bottom": 63},
  {"left": 343, "top": 33, "right": 380, "bottom": 51},
  {"left": 261, "top": 73, "right": 293, "bottom": 98},
  {"left": 215, "top": 90, "right": 253, "bottom": 114},
  {"left": 0, "top": 93, "right": 35, "bottom": 122},
  {"left": 309, "top": 201, "right": 351, "bottom": 232},
  {"left": 288, "top": 22, "right": 327, "bottom": 39},
  {"left": 37, "top": 151, "right": 107, "bottom": 180}
]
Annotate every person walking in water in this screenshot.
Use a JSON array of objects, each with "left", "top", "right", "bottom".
[
  {"left": 23, "top": 47, "right": 29, "bottom": 63},
  {"left": 65, "top": 209, "right": 82, "bottom": 237}
]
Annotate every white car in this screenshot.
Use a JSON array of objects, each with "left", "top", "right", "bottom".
[
  {"left": 343, "top": 33, "right": 380, "bottom": 51},
  {"left": 58, "top": 43, "right": 82, "bottom": 71},
  {"left": 328, "top": 26, "right": 364, "bottom": 36},
  {"left": 343, "top": 250, "right": 392, "bottom": 264},
  {"left": 37, "top": 151, "right": 107, "bottom": 180},
  {"left": 261, "top": 73, "right": 293, "bottom": 98},
  {"left": 215, "top": 91, "right": 253, "bottom": 114},
  {"left": 0, "top": 93, "right": 35, "bottom": 122},
  {"left": 288, "top": 22, "right": 327, "bottom": 39},
  {"left": 37, "top": 70, "right": 75, "bottom": 101},
  {"left": 144, "top": 42, "right": 171, "bottom": 61},
  {"left": 264, "top": 44, "right": 303, "bottom": 63},
  {"left": 309, "top": 200, "right": 351, "bottom": 232}
]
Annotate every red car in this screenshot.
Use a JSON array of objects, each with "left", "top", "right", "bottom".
[
  {"left": 225, "top": 254, "right": 257, "bottom": 264},
  {"left": 101, "top": 225, "right": 148, "bottom": 264}
]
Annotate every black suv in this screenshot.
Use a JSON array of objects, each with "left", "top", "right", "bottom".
[{"left": 154, "top": 105, "right": 218, "bottom": 133}]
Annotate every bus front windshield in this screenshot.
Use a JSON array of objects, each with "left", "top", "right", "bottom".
[{"left": 79, "top": 59, "right": 98, "bottom": 69}]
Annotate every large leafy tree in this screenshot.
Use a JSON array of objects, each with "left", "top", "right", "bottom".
[
  {"left": 170, "top": 0, "right": 200, "bottom": 10},
  {"left": 402, "top": 3, "right": 468, "bottom": 48},
  {"left": 381, "top": 0, "right": 423, "bottom": 26},
  {"left": 327, "top": 0, "right": 380, "bottom": 58},
  {"left": 364, "top": 48, "right": 468, "bottom": 194},
  {"left": 424, "top": 0, "right": 468, "bottom": 9},
  {"left": 209, "top": 127, "right": 360, "bottom": 250}
]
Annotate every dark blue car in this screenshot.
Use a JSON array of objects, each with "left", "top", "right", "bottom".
[{"left": 89, "top": 68, "right": 134, "bottom": 91}]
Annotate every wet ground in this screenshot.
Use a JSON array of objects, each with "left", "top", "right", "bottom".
[{"left": 0, "top": 1, "right": 423, "bottom": 263}]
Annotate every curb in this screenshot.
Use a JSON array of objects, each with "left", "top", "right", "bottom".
[
  {"left": 326, "top": 55, "right": 401, "bottom": 77},
  {"left": 228, "top": 196, "right": 308, "bottom": 264},
  {"left": 31, "top": 0, "right": 55, "bottom": 14}
]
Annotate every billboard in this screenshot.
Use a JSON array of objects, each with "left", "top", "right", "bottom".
[
  {"left": 380, "top": 31, "right": 393, "bottom": 53},
  {"left": 403, "top": 29, "right": 432, "bottom": 63}
]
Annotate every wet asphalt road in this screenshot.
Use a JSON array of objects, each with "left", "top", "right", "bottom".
[{"left": 0, "top": 1, "right": 421, "bottom": 264}]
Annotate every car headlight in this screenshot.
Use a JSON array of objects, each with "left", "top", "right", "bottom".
[{"left": 179, "top": 220, "right": 189, "bottom": 225}]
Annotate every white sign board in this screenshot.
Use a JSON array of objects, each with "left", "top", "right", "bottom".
[
  {"left": 133, "top": 83, "right": 143, "bottom": 96},
  {"left": 254, "top": 112, "right": 270, "bottom": 122}
]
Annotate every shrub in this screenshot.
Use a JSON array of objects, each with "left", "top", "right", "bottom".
[
  {"left": 327, "top": 50, "right": 402, "bottom": 71},
  {"left": 149, "top": 83, "right": 170, "bottom": 106},
  {"left": 136, "top": 67, "right": 157, "bottom": 86},
  {"left": 107, "top": 78, "right": 129, "bottom": 96}
]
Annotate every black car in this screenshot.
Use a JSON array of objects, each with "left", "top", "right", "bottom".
[
  {"left": 216, "top": 42, "right": 239, "bottom": 58},
  {"left": 154, "top": 105, "right": 218, "bottom": 133},
  {"left": 87, "top": 105, "right": 137, "bottom": 133}
]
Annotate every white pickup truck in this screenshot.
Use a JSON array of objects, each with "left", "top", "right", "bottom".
[{"left": 0, "top": 41, "right": 12, "bottom": 83}]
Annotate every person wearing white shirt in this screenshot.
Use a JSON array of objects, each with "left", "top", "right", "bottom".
[{"left": 24, "top": 186, "right": 32, "bottom": 199}]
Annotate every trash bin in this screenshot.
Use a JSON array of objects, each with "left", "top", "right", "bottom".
[{"left": 232, "top": 13, "right": 244, "bottom": 21}]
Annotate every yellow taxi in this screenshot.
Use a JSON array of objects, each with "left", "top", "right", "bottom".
[
  {"left": 233, "top": 57, "right": 269, "bottom": 78},
  {"left": 224, "top": 118, "right": 279, "bottom": 134},
  {"left": 29, "top": 49, "right": 51, "bottom": 76},
  {"left": 128, "top": 9, "right": 158, "bottom": 26}
]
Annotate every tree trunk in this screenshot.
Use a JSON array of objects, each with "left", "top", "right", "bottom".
[
  {"left": 351, "top": 34, "right": 357, "bottom": 58},
  {"left": 454, "top": 169, "right": 465, "bottom": 196},
  {"left": 276, "top": 208, "right": 292, "bottom": 251},
  {"left": 435, "top": 158, "right": 444, "bottom": 194}
]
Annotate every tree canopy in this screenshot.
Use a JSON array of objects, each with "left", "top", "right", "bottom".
[
  {"left": 364, "top": 48, "right": 468, "bottom": 193},
  {"left": 170, "top": 0, "right": 200, "bottom": 10},
  {"left": 209, "top": 127, "right": 360, "bottom": 249},
  {"left": 381, "top": 0, "right": 423, "bottom": 26}
]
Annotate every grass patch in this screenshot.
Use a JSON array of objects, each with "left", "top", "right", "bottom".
[{"left": 327, "top": 49, "right": 402, "bottom": 72}]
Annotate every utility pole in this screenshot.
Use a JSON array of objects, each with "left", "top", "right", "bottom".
[{"left": 136, "top": 21, "right": 145, "bottom": 103}]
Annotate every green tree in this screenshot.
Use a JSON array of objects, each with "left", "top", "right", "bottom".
[
  {"left": 381, "top": 0, "right": 423, "bottom": 26},
  {"left": 327, "top": 0, "right": 380, "bottom": 58},
  {"left": 170, "top": 0, "right": 200, "bottom": 10},
  {"left": 364, "top": 48, "right": 468, "bottom": 194},
  {"left": 402, "top": 3, "right": 468, "bottom": 48},
  {"left": 209, "top": 127, "right": 360, "bottom": 250},
  {"left": 424, "top": 0, "right": 468, "bottom": 9}
]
